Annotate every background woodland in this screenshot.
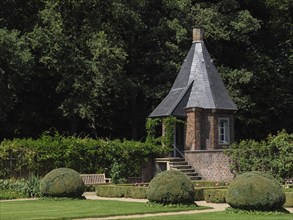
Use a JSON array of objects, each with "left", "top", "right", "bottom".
[{"left": 0, "top": 0, "right": 292, "bottom": 141}]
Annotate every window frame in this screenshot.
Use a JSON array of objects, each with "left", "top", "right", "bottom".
[{"left": 218, "top": 118, "right": 230, "bottom": 145}]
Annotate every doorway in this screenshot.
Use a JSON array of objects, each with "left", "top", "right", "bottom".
[{"left": 174, "top": 121, "right": 185, "bottom": 157}]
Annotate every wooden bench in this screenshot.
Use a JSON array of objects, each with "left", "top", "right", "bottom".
[{"left": 80, "top": 174, "right": 111, "bottom": 185}]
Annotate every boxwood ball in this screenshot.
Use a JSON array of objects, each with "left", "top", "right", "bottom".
[
  {"left": 226, "top": 172, "right": 285, "bottom": 211},
  {"left": 147, "top": 170, "right": 195, "bottom": 204},
  {"left": 40, "top": 168, "right": 85, "bottom": 198}
]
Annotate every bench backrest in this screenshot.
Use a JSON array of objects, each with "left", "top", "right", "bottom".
[{"left": 80, "top": 174, "right": 108, "bottom": 185}]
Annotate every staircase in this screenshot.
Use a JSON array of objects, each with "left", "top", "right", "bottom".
[{"left": 155, "top": 157, "right": 201, "bottom": 181}]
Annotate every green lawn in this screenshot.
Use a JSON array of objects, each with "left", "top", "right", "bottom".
[
  {"left": 0, "top": 199, "right": 208, "bottom": 220},
  {"left": 121, "top": 211, "right": 293, "bottom": 220}
]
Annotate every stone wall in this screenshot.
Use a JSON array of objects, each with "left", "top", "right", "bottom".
[{"left": 185, "top": 150, "right": 234, "bottom": 182}]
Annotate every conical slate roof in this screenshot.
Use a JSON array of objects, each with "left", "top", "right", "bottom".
[{"left": 150, "top": 30, "right": 237, "bottom": 117}]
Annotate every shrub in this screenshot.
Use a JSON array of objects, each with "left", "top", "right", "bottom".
[
  {"left": 284, "top": 192, "right": 293, "bottom": 207},
  {"left": 24, "top": 175, "right": 42, "bottom": 197},
  {"left": 204, "top": 188, "right": 227, "bottom": 203},
  {"left": 129, "top": 186, "right": 148, "bottom": 199},
  {"left": 225, "top": 130, "right": 293, "bottom": 180},
  {"left": 194, "top": 186, "right": 228, "bottom": 202},
  {"left": 194, "top": 188, "right": 204, "bottom": 201},
  {"left": 0, "top": 189, "right": 26, "bottom": 200},
  {"left": 40, "top": 168, "right": 85, "bottom": 198},
  {"left": 226, "top": 172, "right": 286, "bottom": 211},
  {"left": 147, "top": 170, "right": 195, "bottom": 204},
  {"left": 0, "top": 179, "right": 28, "bottom": 199},
  {"left": 0, "top": 177, "right": 42, "bottom": 199},
  {"left": 96, "top": 185, "right": 147, "bottom": 199},
  {"left": 193, "top": 181, "right": 228, "bottom": 187}
]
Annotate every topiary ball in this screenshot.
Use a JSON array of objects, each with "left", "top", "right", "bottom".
[
  {"left": 40, "top": 168, "right": 85, "bottom": 198},
  {"left": 147, "top": 170, "right": 195, "bottom": 204},
  {"left": 226, "top": 171, "right": 285, "bottom": 211}
]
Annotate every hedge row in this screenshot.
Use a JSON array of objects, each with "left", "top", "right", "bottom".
[
  {"left": 193, "top": 181, "right": 229, "bottom": 187},
  {"left": 95, "top": 185, "right": 228, "bottom": 203},
  {"left": 0, "top": 132, "right": 164, "bottom": 181},
  {"left": 95, "top": 185, "right": 147, "bottom": 199},
  {"left": 194, "top": 187, "right": 228, "bottom": 203},
  {"left": 284, "top": 192, "right": 293, "bottom": 207},
  {"left": 95, "top": 185, "right": 293, "bottom": 207}
]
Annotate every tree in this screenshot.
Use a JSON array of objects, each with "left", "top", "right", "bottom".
[
  {"left": 0, "top": 0, "right": 292, "bottom": 140},
  {"left": 0, "top": 28, "right": 33, "bottom": 137}
]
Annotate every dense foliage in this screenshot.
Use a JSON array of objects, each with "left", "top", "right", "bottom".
[
  {"left": 225, "top": 130, "right": 293, "bottom": 180},
  {"left": 226, "top": 172, "right": 286, "bottom": 211},
  {"left": 0, "top": 179, "right": 28, "bottom": 199},
  {"left": 40, "top": 168, "right": 85, "bottom": 198},
  {"left": 0, "top": 0, "right": 292, "bottom": 141},
  {"left": 0, "top": 176, "right": 41, "bottom": 199},
  {"left": 147, "top": 170, "right": 195, "bottom": 204},
  {"left": 0, "top": 132, "right": 164, "bottom": 181},
  {"left": 146, "top": 116, "right": 184, "bottom": 152}
]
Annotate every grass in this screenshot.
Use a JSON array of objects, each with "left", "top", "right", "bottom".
[
  {"left": 0, "top": 199, "right": 209, "bottom": 220},
  {"left": 121, "top": 211, "right": 293, "bottom": 220}
]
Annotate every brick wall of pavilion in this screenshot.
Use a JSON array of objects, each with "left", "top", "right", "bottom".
[{"left": 185, "top": 108, "right": 235, "bottom": 150}]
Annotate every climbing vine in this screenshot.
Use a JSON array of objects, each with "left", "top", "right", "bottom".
[
  {"left": 162, "top": 117, "right": 177, "bottom": 149},
  {"left": 145, "top": 118, "right": 161, "bottom": 144},
  {"left": 146, "top": 116, "right": 185, "bottom": 151}
]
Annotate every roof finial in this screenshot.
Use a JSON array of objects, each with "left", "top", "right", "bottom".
[{"left": 193, "top": 27, "right": 204, "bottom": 42}]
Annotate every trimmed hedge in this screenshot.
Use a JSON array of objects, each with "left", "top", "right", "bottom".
[
  {"left": 195, "top": 186, "right": 291, "bottom": 206},
  {"left": 204, "top": 189, "right": 226, "bottom": 203},
  {"left": 96, "top": 185, "right": 147, "bottom": 199},
  {"left": 194, "top": 187, "right": 228, "bottom": 202},
  {"left": 193, "top": 181, "right": 228, "bottom": 187},
  {"left": 226, "top": 172, "right": 286, "bottom": 211},
  {"left": 147, "top": 170, "right": 195, "bottom": 205},
  {"left": 40, "top": 168, "right": 85, "bottom": 198},
  {"left": 95, "top": 183, "right": 293, "bottom": 207},
  {"left": 96, "top": 185, "right": 228, "bottom": 203},
  {"left": 194, "top": 188, "right": 204, "bottom": 201},
  {"left": 284, "top": 192, "right": 293, "bottom": 207}
]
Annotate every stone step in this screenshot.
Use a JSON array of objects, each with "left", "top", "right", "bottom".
[
  {"left": 173, "top": 168, "right": 196, "bottom": 173},
  {"left": 155, "top": 157, "right": 185, "bottom": 162},
  {"left": 155, "top": 157, "right": 202, "bottom": 180},
  {"left": 182, "top": 172, "right": 199, "bottom": 176},
  {"left": 171, "top": 165, "right": 192, "bottom": 169},
  {"left": 169, "top": 161, "right": 189, "bottom": 166},
  {"left": 190, "top": 176, "right": 202, "bottom": 180}
]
